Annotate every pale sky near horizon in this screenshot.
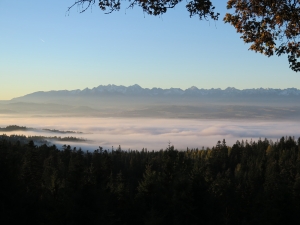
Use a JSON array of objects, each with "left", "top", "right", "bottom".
[{"left": 1, "top": 0, "right": 300, "bottom": 100}]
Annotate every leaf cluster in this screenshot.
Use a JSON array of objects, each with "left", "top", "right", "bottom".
[
  {"left": 69, "top": 0, "right": 300, "bottom": 72},
  {"left": 224, "top": 0, "right": 300, "bottom": 71},
  {"left": 68, "top": 0, "right": 219, "bottom": 20}
]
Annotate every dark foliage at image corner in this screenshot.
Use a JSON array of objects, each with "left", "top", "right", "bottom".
[
  {"left": 1, "top": 135, "right": 300, "bottom": 224},
  {"left": 69, "top": 0, "right": 300, "bottom": 72}
]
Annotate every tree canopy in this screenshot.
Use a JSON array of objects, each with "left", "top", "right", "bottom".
[
  {"left": 69, "top": 0, "right": 300, "bottom": 72},
  {"left": 2, "top": 134, "right": 300, "bottom": 224}
]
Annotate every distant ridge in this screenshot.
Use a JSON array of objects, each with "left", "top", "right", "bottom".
[
  {"left": 11, "top": 84, "right": 300, "bottom": 100},
  {"left": 3, "top": 84, "right": 300, "bottom": 120}
]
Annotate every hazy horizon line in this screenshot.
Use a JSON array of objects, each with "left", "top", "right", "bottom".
[
  {"left": 2, "top": 84, "right": 300, "bottom": 101},
  {"left": 11, "top": 84, "right": 300, "bottom": 96}
]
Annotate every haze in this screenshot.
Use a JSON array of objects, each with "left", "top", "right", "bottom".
[
  {"left": 1, "top": 1, "right": 300, "bottom": 100},
  {"left": 1, "top": 115, "right": 299, "bottom": 150},
  {"left": 1, "top": 1, "right": 300, "bottom": 150}
]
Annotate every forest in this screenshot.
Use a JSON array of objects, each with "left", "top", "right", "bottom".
[
  {"left": 1, "top": 134, "right": 300, "bottom": 225},
  {"left": 0, "top": 125, "right": 29, "bottom": 131}
]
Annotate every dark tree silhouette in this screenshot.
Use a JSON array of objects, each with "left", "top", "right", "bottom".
[
  {"left": 69, "top": 0, "right": 300, "bottom": 72},
  {"left": 2, "top": 134, "right": 300, "bottom": 224},
  {"left": 225, "top": 0, "right": 300, "bottom": 72}
]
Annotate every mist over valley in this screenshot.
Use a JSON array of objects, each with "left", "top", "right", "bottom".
[{"left": 1, "top": 85, "right": 300, "bottom": 150}]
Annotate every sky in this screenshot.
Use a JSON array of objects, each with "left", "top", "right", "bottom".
[{"left": 1, "top": 0, "right": 300, "bottom": 100}]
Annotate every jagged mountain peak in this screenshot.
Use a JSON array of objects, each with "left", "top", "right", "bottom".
[{"left": 11, "top": 85, "right": 300, "bottom": 101}]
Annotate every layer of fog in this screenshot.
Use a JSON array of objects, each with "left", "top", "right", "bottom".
[{"left": 1, "top": 116, "right": 300, "bottom": 151}]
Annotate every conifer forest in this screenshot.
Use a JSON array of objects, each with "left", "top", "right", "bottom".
[{"left": 1, "top": 134, "right": 300, "bottom": 224}]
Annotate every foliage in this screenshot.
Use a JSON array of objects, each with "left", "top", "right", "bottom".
[
  {"left": 69, "top": 0, "right": 300, "bottom": 72},
  {"left": 224, "top": 0, "right": 300, "bottom": 72},
  {"left": 68, "top": 0, "right": 219, "bottom": 20},
  {"left": 1, "top": 135, "right": 300, "bottom": 224},
  {"left": 0, "top": 125, "right": 28, "bottom": 131}
]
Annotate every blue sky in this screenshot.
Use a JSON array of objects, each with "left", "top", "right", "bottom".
[{"left": 1, "top": 0, "right": 299, "bottom": 100}]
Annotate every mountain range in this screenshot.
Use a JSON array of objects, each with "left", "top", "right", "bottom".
[
  {"left": 11, "top": 84, "right": 300, "bottom": 100},
  {"left": 1, "top": 85, "right": 300, "bottom": 120}
]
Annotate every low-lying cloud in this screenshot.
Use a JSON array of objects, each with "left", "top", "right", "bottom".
[{"left": 1, "top": 115, "right": 299, "bottom": 150}]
